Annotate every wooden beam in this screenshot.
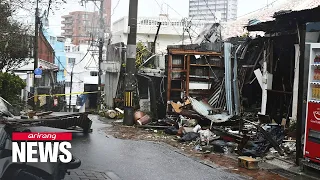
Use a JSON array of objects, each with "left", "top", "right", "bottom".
[
  {"left": 186, "top": 55, "right": 190, "bottom": 97},
  {"left": 168, "top": 49, "right": 221, "bottom": 56},
  {"left": 166, "top": 54, "right": 172, "bottom": 107}
]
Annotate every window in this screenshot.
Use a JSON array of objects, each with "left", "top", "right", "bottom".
[
  {"left": 68, "top": 58, "right": 76, "bottom": 64},
  {"left": 90, "top": 71, "right": 98, "bottom": 76},
  {"left": 50, "top": 36, "right": 56, "bottom": 44},
  {"left": 65, "top": 46, "right": 70, "bottom": 52},
  {"left": 65, "top": 82, "right": 71, "bottom": 87}
]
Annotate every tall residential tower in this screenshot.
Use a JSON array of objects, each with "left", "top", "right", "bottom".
[
  {"left": 61, "top": 0, "right": 111, "bottom": 45},
  {"left": 189, "top": 0, "right": 238, "bottom": 22}
]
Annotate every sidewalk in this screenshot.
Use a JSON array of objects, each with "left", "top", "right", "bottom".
[{"left": 64, "top": 169, "right": 121, "bottom": 180}]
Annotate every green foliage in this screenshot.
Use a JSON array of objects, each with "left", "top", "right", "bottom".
[
  {"left": 241, "top": 32, "right": 249, "bottom": 38},
  {"left": 136, "top": 42, "right": 151, "bottom": 69},
  {"left": 0, "top": 1, "right": 30, "bottom": 71},
  {"left": 0, "top": 72, "right": 26, "bottom": 104}
]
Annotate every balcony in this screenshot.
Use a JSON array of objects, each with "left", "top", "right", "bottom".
[
  {"left": 62, "top": 20, "right": 73, "bottom": 24},
  {"left": 62, "top": 32, "right": 73, "bottom": 37},
  {"left": 61, "top": 26, "right": 72, "bottom": 30}
]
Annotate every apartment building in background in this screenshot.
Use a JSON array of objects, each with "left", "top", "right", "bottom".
[
  {"left": 61, "top": 0, "right": 111, "bottom": 45},
  {"left": 61, "top": 11, "right": 99, "bottom": 45},
  {"left": 189, "top": 0, "right": 238, "bottom": 22}
]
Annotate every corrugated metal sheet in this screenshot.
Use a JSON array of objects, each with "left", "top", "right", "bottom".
[
  {"left": 224, "top": 42, "right": 233, "bottom": 115},
  {"left": 189, "top": 97, "right": 232, "bottom": 123}
]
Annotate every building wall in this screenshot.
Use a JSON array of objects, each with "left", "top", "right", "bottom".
[
  {"left": 112, "top": 16, "right": 207, "bottom": 53},
  {"left": 61, "top": 11, "right": 99, "bottom": 45},
  {"left": 54, "top": 41, "right": 66, "bottom": 82},
  {"left": 189, "top": 0, "right": 238, "bottom": 22},
  {"left": 112, "top": 33, "right": 183, "bottom": 54},
  {"left": 104, "top": 0, "right": 112, "bottom": 31},
  {"left": 64, "top": 41, "right": 100, "bottom": 106},
  {"left": 43, "top": 28, "right": 67, "bottom": 82},
  {"left": 38, "top": 31, "right": 54, "bottom": 63}
]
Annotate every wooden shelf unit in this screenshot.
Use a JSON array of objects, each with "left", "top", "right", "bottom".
[{"left": 166, "top": 49, "right": 222, "bottom": 106}]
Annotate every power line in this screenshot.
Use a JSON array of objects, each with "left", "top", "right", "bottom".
[
  {"left": 153, "top": 0, "right": 183, "bottom": 39},
  {"left": 154, "top": 0, "right": 202, "bottom": 40},
  {"left": 111, "top": 0, "right": 121, "bottom": 17},
  {"left": 236, "top": 0, "right": 280, "bottom": 19},
  {"left": 203, "top": 0, "right": 217, "bottom": 21},
  {"left": 164, "top": 3, "right": 183, "bottom": 17},
  {"left": 54, "top": 56, "right": 83, "bottom": 82}
]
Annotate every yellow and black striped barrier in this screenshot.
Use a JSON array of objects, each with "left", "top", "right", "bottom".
[
  {"left": 30, "top": 91, "right": 100, "bottom": 101},
  {"left": 124, "top": 91, "right": 133, "bottom": 107}
]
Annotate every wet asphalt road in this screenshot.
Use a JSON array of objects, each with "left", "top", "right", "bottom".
[{"left": 69, "top": 115, "right": 246, "bottom": 180}]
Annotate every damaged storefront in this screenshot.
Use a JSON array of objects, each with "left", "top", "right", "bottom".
[
  {"left": 104, "top": 2, "right": 320, "bottom": 177},
  {"left": 130, "top": 5, "right": 320, "bottom": 174}
]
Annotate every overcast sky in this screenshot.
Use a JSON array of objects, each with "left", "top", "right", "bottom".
[{"left": 44, "top": 0, "right": 271, "bottom": 35}]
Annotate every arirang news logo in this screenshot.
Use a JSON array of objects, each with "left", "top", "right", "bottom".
[{"left": 11, "top": 132, "right": 72, "bottom": 163}]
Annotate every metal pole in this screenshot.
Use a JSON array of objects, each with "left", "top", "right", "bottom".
[
  {"left": 296, "top": 23, "right": 306, "bottom": 165},
  {"left": 97, "top": 0, "right": 104, "bottom": 111},
  {"left": 69, "top": 65, "right": 74, "bottom": 112},
  {"left": 182, "top": 18, "right": 185, "bottom": 45},
  {"left": 33, "top": 0, "right": 39, "bottom": 111},
  {"left": 123, "top": 0, "right": 138, "bottom": 126}
]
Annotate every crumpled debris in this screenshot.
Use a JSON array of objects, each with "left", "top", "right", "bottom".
[
  {"left": 179, "top": 132, "right": 200, "bottom": 142},
  {"left": 194, "top": 144, "right": 202, "bottom": 151},
  {"left": 240, "top": 125, "right": 285, "bottom": 157},
  {"left": 226, "top": 142, "right": 238, "bottom": 153},
  {"left": 199, "top": 129, "right": 217, "bottom": 142},
  {"left": 193, "top": 124, "right": 202, "bottom": 133},
  {"left": 164, "top": 126, "right": 178, "bottom": 135},
  {"left": 186, "top": 119, "right": 197, "bottom": 127},
  {"left": 189, "top": 97, "right": 232, "bottom": 123},
  {"left": 211, "top": 140, "right": 227, "bottom": 153},
  {"left": 282, "top": 141, "right": 296, "bottom": 154}
]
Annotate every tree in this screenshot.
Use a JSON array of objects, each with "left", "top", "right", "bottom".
[
  {"left": 0, "top": 72, "right": 26, "bottom": 104},
  {"left": 0, "top": 1, "right": 31, "bottom": 71}
]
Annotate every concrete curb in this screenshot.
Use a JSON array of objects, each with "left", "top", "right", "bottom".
[{"left": 64, "top": 169, "right": 122, "bottom": 180}]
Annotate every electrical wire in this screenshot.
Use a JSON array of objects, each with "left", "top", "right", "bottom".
[
  {"left": 204, "top": 56, "right": 219, "bottom": 81},
  {"left": 55, "top": 56, "right": 83, "bottom": 82},
  {"left": 153, "top": 0, "right": 202, "bottom": 41},
  {"left": 74, "top": 40, "right": 94, "bottom": 66},
  {"left": 84, "top": 55, "right": 94, "bottom": 69},
  {"left": 236, "top": 0, "right": 281, "bottom": 19},
  {"left": 152, "top": 0, "right": 183, "bottom": 39},
  {"left": 164, "top": 3, "right": 184, "bottom": 17},
  {"left": 111, "top": 0, "right": 121, "bottom": 17},
  {"left": 203, "top": 0, "right": 217, "bottom": 21}
]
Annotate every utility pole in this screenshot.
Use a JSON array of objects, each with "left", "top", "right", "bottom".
[
  {"left": 68, "top": 64, "right": 74, "bottom": 112},
  {"left": 81, "top": 0, "right": 105, "bottom": 111},
  {"left": 33, "top": 0, "right": 39, "bottom": 111},
  {"left": 182, "top": 18, "right": 186, "bottom": 45},
  {"left": 123, "top": 0, "right": 138, "bottom": 126},
  {"left": 97, "top": 0, "right": 104, "bottom": 111}
]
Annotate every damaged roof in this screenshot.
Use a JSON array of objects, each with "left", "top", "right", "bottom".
[{"left": 196, "top": 0, "right": 320, "bottom": 41}]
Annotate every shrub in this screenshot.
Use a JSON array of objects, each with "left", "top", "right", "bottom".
[{"left": 0, "top": 72, "right": 26, "bottom": 104}]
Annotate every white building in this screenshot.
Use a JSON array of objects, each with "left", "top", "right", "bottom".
[
  {"left": 111, "top": 15, "right": 208, "bottom": 54},
  {"left": 64, "top": 39, "right": 102, "bottom": 110},
  {"left": 189, "top": 0, "right": 238, "bottom": 22}
]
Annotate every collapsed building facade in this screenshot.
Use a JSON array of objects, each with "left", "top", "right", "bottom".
[
  {"left": 106, "top": 0, "right": 320, "bottom": 173},
  {"left": 161, "top": 2, "right": 320, "bottom": 169}
]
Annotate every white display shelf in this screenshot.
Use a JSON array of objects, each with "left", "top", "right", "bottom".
[
  {"left": 311, "top": 64, "right": 320, "bottom": 66},
  {"left": 310, "top": 81, "right": 320, "bottom": 85}
]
